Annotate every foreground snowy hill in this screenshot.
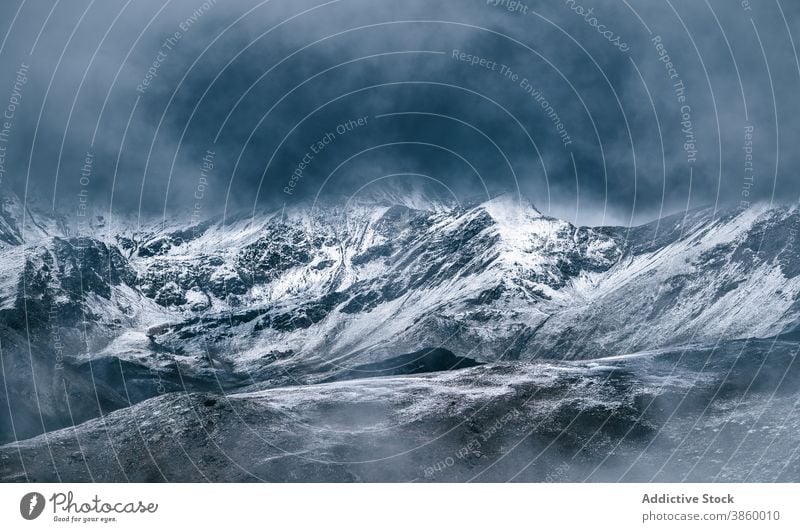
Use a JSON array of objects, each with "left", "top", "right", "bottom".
[{"left": 4, "top": 339, "right": 798, "bottom": 482}]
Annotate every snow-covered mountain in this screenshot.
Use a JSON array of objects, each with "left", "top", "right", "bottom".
[{"left": 2, "top": 183, "right": 800, "bottom": 452}]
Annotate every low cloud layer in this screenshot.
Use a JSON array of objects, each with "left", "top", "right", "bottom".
[{"left": 0, "top": 0, "right": 798, "bottom": 226}]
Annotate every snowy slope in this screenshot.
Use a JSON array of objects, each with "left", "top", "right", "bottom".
[
  {"left": 126, "top": 197, "right": 800, "bottom": 372},
  {"left": 4, "top": 183, "right": 800, "bottom": 369}
]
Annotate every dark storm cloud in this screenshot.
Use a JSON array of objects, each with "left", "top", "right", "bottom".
[{"left": 0, "top": 0, "right": 798, "bottom": 225}]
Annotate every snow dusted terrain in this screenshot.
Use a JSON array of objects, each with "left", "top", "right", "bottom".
[
  {"left": 4, "top": 339, "right": 799, "bottom": 482},
  {"left": 2, "top": 182, "right": 800, "bottom": 481}
]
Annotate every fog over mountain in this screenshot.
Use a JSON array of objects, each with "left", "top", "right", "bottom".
[
  {"left": 0, "top": 0, "right": 798, "bottom": 225},
  {"left": 1, "top": 0, "right": 800, "bottom": 483}
]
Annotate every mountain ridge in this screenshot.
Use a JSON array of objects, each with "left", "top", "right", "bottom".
[{"left": 2, "top": 185, "right": 800, "bottom": 445}]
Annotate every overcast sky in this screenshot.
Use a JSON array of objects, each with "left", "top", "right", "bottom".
[{"left": 0, "top": 0, "right": 798, "bottom": 226}]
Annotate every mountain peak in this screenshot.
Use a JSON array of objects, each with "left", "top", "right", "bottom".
[{"left": 479, "top": 193, "right": 541, "bottom": 219}]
